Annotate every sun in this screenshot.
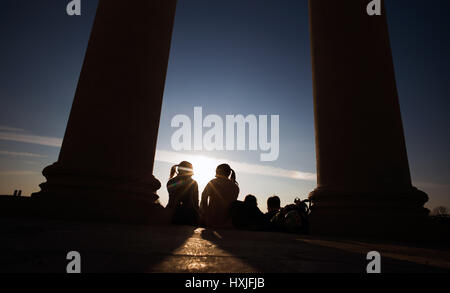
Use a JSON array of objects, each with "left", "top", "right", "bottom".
[{"left": 190, "top": 155, "right": 218, "bottom": 190}]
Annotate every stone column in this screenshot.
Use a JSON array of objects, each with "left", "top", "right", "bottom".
[
  {"left": 308, "top": 0, "right": 428, "bottom": 237},
  {"left": 34, "top": 0, "right": 177, "bottom": 223}
]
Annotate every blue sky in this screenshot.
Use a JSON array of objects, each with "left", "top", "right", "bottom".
[{"left": 0, "top": 0, "right": 449, "bottom": 212}]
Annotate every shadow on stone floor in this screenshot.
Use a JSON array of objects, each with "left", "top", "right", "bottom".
[
  {"left": 0, "top": 218, "right": 195, "bottom": 273},
  {"left": 1, "top": 217, "right": 449, "bottom": 273},
  {"left": 199, "top": 228, "right": 450, "bottom": 273}
]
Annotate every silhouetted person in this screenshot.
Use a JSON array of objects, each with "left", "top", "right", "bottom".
[
  {"left": 166, "top": 161, "right": 199, "bottom": 226},
  {"left": 265, "top": 195, "right": 281, "bottom": 222},
  {"left": 200, "top": 164, "right": 239, "bottom": 228},
  {"left": 231, "top": 194, "right": 268, "bottom": 230}
]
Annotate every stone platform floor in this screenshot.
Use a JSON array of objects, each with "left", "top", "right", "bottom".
[{"left": 0, "top": 218, "right": 449, "bottom": 273}]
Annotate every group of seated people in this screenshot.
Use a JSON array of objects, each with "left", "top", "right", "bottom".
[{"left": 165, "top": 160, "right": 307, "bottom": 233}]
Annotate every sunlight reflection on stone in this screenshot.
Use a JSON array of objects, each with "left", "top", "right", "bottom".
[{"left": 151, "top": 228, "right": 258, "bottom": 273}]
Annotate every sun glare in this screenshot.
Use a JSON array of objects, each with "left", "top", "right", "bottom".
[{"left": 190, "top": 155, "right": 219, "bottom": 190}]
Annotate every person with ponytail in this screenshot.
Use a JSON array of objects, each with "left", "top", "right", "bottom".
[
  {"left": 200, "top": 163, "right": 240, "bottom": 228},
  {"left": 166, "top": 161, "right": 199, "bottom": 226}
]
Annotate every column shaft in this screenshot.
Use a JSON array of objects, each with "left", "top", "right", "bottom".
[
  {"left": 308, "top": 0, "right": 428, "bottom": 237},
  {"left": 34, "top": 0, "right": 177, "bottom": 223}
]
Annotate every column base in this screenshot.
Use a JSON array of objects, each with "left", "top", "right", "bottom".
[
  {"left": 308, "top": 186, "right": 429, "bottom": 239},
  {"left": 31, "top": 163, "right": 170, "bottom": 224}
]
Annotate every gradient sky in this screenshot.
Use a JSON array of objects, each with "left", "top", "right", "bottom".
[{"left": 0, "top": 0, "right": 449, "bottom": 212}]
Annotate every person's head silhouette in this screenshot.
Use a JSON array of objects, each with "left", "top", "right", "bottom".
[
  {"left": 215, "top": 163, "right": 238, "bottom": 185},
  {"left": 244, "top": 194, "right": 258, "bottom": 207},
  {"left": 170, "top": 161, "right": 194, "bottom": 178},
  {"left": 267, "top": 195, "right": 281, "bottom": 213}
]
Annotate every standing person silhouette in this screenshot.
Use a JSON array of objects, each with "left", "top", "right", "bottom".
[
  {"left": 166, "top": 161, "right": 199, "bottom": 226},
  {"left": 200, "top": 164, "right": 239, "bottom": 228}
]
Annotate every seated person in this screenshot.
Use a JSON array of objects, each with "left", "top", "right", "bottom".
[
  {"left": 265, "top": 195, "right": 281, "bottom": 222},
  {"left": 231, "top": 194, "right": 268, "bottom": 230},
  {"left": 200, "top": 164, "right": 239, "bottom": 228},
  {"left": 166, "top": 161, "right": 199, "bottom": 226}
]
